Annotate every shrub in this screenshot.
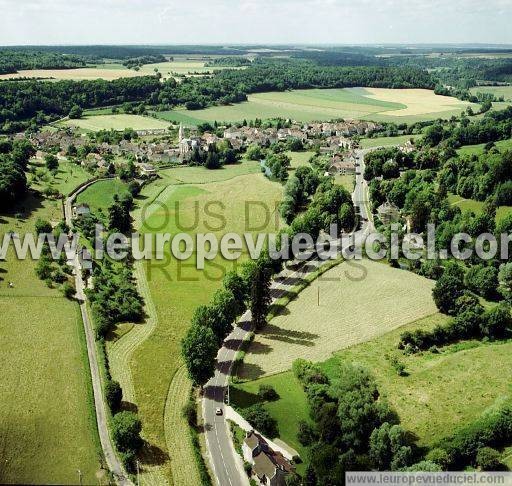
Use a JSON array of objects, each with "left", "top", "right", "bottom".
[
  {"left": 465, "top": 265, "right": 498, "bottom": 300},
  {"left": 183, "top": 397, "right": 197, "bottom": 427},
  {"left": 480, "top": 303, "right": 512, "bottom": 339},
  {"left": 476, "top": 447, "right": 502, "bottom": 471},
  {"left": 292, "top": 359, "right": 329, "bottom": 388},
  {"left": 389, "top": 356, "right": 407, "bottom": 376},
  {"left": 62, "top": 282, "right": 75, "bottom": 299},
  {"left": 105, "top": 380, "right": 122, "bottom": 413},
  {"left": 243, "top": 461, "right": 252, "bottom": 476},
  {"left": 440, "top": 405, "right": 512, "bottom": 468},
  {"left": 297, "top": 420, "right": 318, "bottom": 446},
  {"left": 111, "top": 411, "right": 143, "bottom": 453},
  {"left": 426, "top": 447, "right": 451, "bottom": 469},
  {"left": 403, "top": 460, "right": 442, "bottom": 472},
  {"left": 240, "top": 404, "right": 278, "bottom": 438},
  {"left": 258, "top": 384, "right": 279, "bottom": 401},
  {"left": 432, "top": 273, "right": 465, "bottom": 315}
]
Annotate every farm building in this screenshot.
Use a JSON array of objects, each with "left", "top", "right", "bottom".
[
  {"left": 329, "top": 154, "right": 356, "bottom": 175},
  {"left": 138, "top": 163, "right": 157, "bottom": 177},
  {"left": 242, "top": 431, "right": 294, "bottom": 486},
  {"left": 78, "top": 248, "right": 93, "bottom": 275},
  {"left": 377, "top": 201, "right": 401, "bottom": 224},
  {"left": 72, "top": 203, "right": 91, "bottom": 219}
]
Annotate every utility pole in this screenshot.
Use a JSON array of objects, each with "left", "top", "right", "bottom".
[{"left": 136, "top": 459, "right": 140, "bottom": 486}]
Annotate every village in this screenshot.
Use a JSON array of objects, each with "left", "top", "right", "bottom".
[{"left": 21, "top": 119, "right": 415, "bottom": 183}]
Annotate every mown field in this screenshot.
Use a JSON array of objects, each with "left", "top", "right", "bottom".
[
  {"left": 57, "top": 114, "right": 171, "bottom": 132},
  {"left": 238, "top": 259, "right": 437, "bottom": 380},
  {"left": 470, "top": 85, "right": 512, "bottom": 101},
  {"left": 29, "top": 157, "right": 90, "bottom": 196},
  {"left": 456, "top": 137, "right": 512, "bottom": 156},
  {"left": 286, "top": 151, "right": 315, "bottom": 170},
  {"left": 448, "top": 193, "right": 512, "bottom": 222},
  {"left": 233, "top": 310, "right": 512, "bottom": 461},
  {"left": 154, "top": 88, "right": 476, "bottom": 125},
  {"left": 76, "top": 178, "right": 129, "bottom": 212},
  {"left": 359, "top": 134, "right": 419, "bottom": 149},
  {"left": 335, "top": 174, "right": 355, "bottom": 192},
  {"left": 120, "top": 163, "right": 283, "bottom": 483},
  {"left": 0, "top": 194, "right": 101, "bottom": 484}
]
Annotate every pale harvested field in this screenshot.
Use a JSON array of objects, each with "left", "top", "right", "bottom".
[
  {"left": 0, "top": 59, "right": 243, "bottom": 81},
  {"left": 58, "top": 114, "right": 171, "bottom": 131},
  {"left": 0, "top": 67, "right": 144, "bottom": 81},
  {"left": 239, "top": 259, "right": 437, "bottom": 379},
  {"left": 361, "top": 87, "right": 473, "bottom": 117}
]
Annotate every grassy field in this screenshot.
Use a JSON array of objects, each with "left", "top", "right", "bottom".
[
  {"left": 286, "top": 151, "right": 315, "bottom": 170},
  {"left": 334, "top": 174, "right": 355, "bottom": 192},
  {"left": 76, "top": 178, "right": 129, "bottom": 212},
  {"left": 359, "top": 134, "right": 419, "bottom": 149},
  {"left": 233, "top": 310, "right": 512, "bottom": 458},
  {"left": 231, "top": 372, "right": 309, "bottom": 474},
  {"left": 154, "top": 88, "right": 476, "bottom": 125},
  {"left": 238, "top": 259, "right": 437, "bottom": 379},
  {"left": 123, "top": 165, "right": 283, "bottom": 483},
  {"left": 29, "top": 158, "right": 90, "bottom": 196},
  {"left": 157, "top": 160, "right": 261, "bottom": 186},
  {"left": 448, "top": 193, "right": 512, "bottom": 222},
  {"left": 57, "top": 114, "right": 171, "bottom": 132},
  {"left": 456, "top": 137, "right": 512, "bottom": 156},
  {"left": 0, "top": 194, "right": 101, "bottom": 484},
  {"left": 470, "top": 85, "right": 512, "bottom": 101}
]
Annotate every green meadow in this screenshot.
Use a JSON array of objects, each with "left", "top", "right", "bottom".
[
  {"left": 0, "top": 194, "right": 101, "bottom": 484},
  {"left": 114, "top": 162, "right": 284, "bottom": 482}
]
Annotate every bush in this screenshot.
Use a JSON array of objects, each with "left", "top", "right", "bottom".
[
  {"left": 240, "top": 404, "right": 279, "bottom": 438},
  {"left": 119, "top": 450, "right": 136, "bottom": 473},
  {"left": 243, "top": 461, "right": 252, "bottom": 476},
  {"left": 183, "top": 397, "right": 197, "bottom": 427},
  {"left": 389, "top": 356, "right": 407, "bottom": 376},
  {"left": 62, "top": 282, "right": 75, "bottom": 299},
  {"left": 426, "top": 447, "right": 451, "bottom": 469},
  {"left": 465, "top": 265, "right": 498, "bottom": 300},
  {"left": 480, "top": 303, "right": 512, "bottom": 339},
  {"left": 258, "top": 384, "right": 279, "bottom": 401},
  {"left": 432, "top": 272, "right": 465, "bottom": 315},
  {"left": 292, "top": 359, "right": 329, "bottom": 388},
  {"left": 297, "top": 420, "right": 317, "bottom": 446},
  {"left": 403, "top": 460, "right": 442, "bottom": 472},
  {"left": 440, "top": 405, "right": 512, "bottom": 468},
  {"left": 105, "top": 380, "right": 123, "bottom": 412},
  {"left": 111, "top": 411, "right": 143, "bottom": 453},
  {"left": 476, "top": 447, "right": 502, "bottom": 471}
]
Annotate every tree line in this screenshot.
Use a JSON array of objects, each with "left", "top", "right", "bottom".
[
  {"left": 0, "top": 59, "right": 435, "bottom": 133},
  {"left": 0, "top": 50, "right": 88, "bottom": 75}
]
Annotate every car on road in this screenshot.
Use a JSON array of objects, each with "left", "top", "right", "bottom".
[{"left": 215, "top": 408, "right": 223, "bottom": 416}]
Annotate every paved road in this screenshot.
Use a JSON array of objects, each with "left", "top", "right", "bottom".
[
  {"left": 202, "top": 149, "right": 374, "bottom": 486},
  {"left": 202, "top": 260, "right": 324, "bottom": 486},
  {"left": 65, "top": 182, "right": 133, "bottom": 486}
]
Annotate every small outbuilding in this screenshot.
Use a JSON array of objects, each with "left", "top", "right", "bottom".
[
  {"left": 72, "top": 203, "right": 91, "bottom": 219},
  {"left": 377, "top": 201, "right": 401, "bottom": 225}
]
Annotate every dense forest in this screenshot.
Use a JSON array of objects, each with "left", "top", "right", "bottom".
[
  {"left": 0, "top": 76, "right": 162, "bottom": 132},
  {"left": 0, "top": 50, "right": 89, "bottom": 75}
]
